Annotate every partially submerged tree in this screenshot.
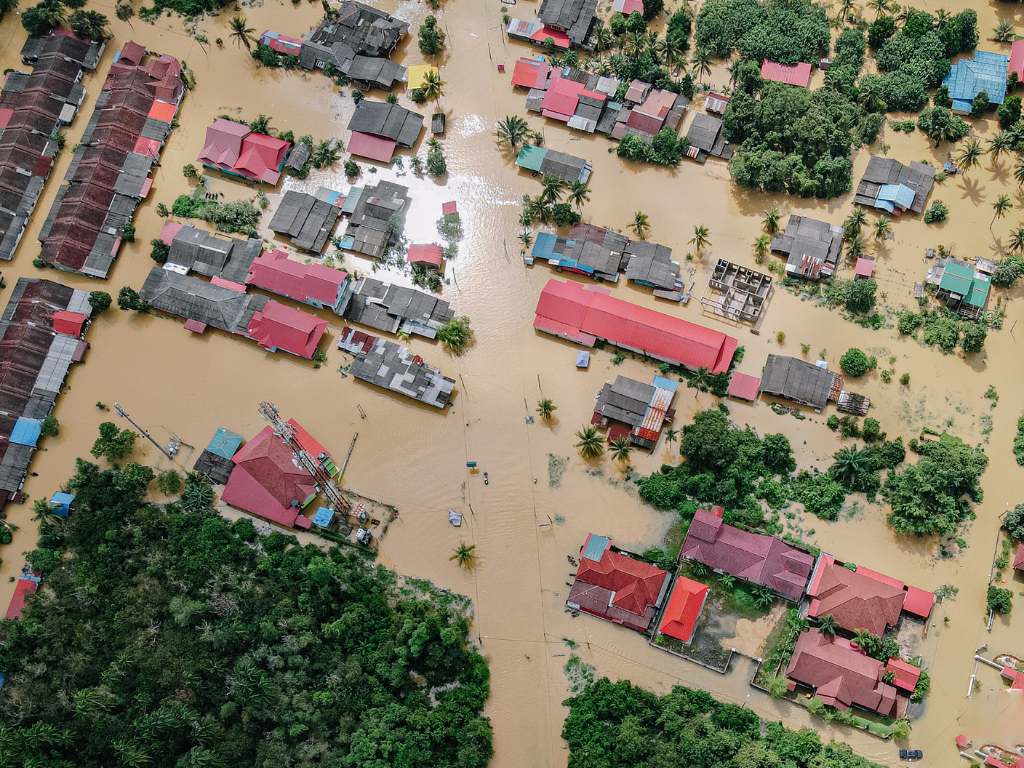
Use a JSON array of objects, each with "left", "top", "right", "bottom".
[{"left": 575, "top": 426, "right": 604, "bottom": 460}]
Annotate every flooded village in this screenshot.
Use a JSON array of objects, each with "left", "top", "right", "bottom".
[{"left": 0, "top": 0, "right": 1022, "bottom": 765}]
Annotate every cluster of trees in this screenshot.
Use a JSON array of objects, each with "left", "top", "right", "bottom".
[
  {"left": 22, "top": 0, "right": 109, "bottom": 40},
  {"left": 418, "top": 15, "right": 445, "bottom": 56},
  {"left": 1004, "top": 504, "right": 1024, "bottom": 541},
  {"left": 897, "top": 308, "right": 988, "bottom": 354},
  {"left": 562, "top": 678, "right": 884, "bottom": 768},
  {"left": 169, "top": 189, "right": 261, "bottom": 237},
  {"left": 823, "top": 277, "right": 877, "bottom": 316},
  {"left": 518, "top": 176, "right": 588, "bottom": 228},
  {"left": 695, "top": 0, "right": 829, "bottom": 64},
  {"left": 138, "top": 0, "right": 229, "bottom": 20},
  {"left": 917, "top": 106, "right": 969, "bottom": 145},
  {"left": 0, "top": 456, "right": 493, "bottom": 767},
  {"left": 861, "top": 8, "right": 977, "bottom": 112},
  {"left": 825, "top": 436, "right": 907, "bottom": 501},
  {"left": 617, "top": 128, "right": 689, "bottom": 166},
  {"left": 437, "top": 316, "right": 473, "bottom": 355},
  {"left": 882, "top": 433, "right": 988, "bottom": 535},
  {"left": 586, "top": 11, "right": 695, "bottom": 98}
]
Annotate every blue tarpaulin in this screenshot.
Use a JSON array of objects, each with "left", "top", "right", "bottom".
[
  {"left": 312, "top": 507, "right": 335, "bottom": 527},
  {"left": 10, "top": 417, "right": 41, "bottom": 448}
]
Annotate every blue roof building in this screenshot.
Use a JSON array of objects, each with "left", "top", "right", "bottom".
[
  {"left": 10, "top": 417, "right": 41, "bottom": 448},
  {"left": 49, "top": 491, "right": 75, "bottom": 517},
  {"left": 312, "top": 507, "right": 335, "bottom": 527},
  {"left": 943, "top": 51, "right": 1009, "bottom": 113},
  {"left": 206, "top": 427, "right": 244, "bottom": 460}
]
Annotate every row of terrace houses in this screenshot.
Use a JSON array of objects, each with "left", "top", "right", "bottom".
[
  {"left": 39, "top": 42, "right": 184, "bottom": 278},
  {"left": 0, "top": 32, "right": 103, "bottom": 262}
]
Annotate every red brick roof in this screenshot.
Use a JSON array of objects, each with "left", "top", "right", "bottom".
[
  {"left": 806, "top": 556, "right": 905, "bottom": 635},
  {"left": 681, "top": 508, "right": 814, "bottom": 600},
  {"left": 786, "top": 629, "right": 904, "bottom": 717},
  {"left": 657, "top": 576, "right": 708, "bottom": 643},
  {"left": 246, "top": 300, "right": 327, "bottom": 359}
]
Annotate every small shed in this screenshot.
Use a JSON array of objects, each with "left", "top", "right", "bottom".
[
  {"left": 312, "top": 507, "right": 335, "bottom": 527},
  {"left": 52, "top": 310, "right": 87, "bottom": 336},
  {"left": 853, "top": 257, "right": 875, "bottom": 279},
  {"left": 49, "top": 491, "right": 75, "bottom": 517},
  {"left": 516, "top": 144, "right": 547, "bottom": 174},
  {"left": 207, "top": 427, "right": 244, "bottom": 460},
  {"left": 10, "top": 417, "right": 41, "bottom": 448},
  {"left": 408, "top": 244, "right": 444, "bottom": 269},
  {"left": 726, "top": 372, "right": 760, "bottom": 402},
  {"left": 184, "top": 319, "right": 208, "bottom": 334},
  {"left": 406, "top": 64, "right": 438, "bottom": 92},
  {"left": 441, "top": 200, "right": 458, "bottom": 217},
  {"left": 431, "top": 113, "right": 445, "bottom": 135}
]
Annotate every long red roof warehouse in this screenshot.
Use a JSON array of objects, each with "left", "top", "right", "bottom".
[{"left": 534, "top": 279, "right": 738, "bottom": 373}]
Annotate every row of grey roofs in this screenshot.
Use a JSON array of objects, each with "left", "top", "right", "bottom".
[
  {"left": 299, "top": 1, "right": 408, "bottom": 89},
  {"left": 345, "top": 276, "right": 453, "bottom": 339},
  {"left": 167, "top": 224, "right": 262, "bottom": 283},
  {"left": 140, "top": 266, "right": 267, "bottom": 334},
  {"left": 347, "top": 100, "right": 424, "bottom": 147}
]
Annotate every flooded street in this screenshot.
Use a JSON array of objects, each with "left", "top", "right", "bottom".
[{"left": 1, "top": 0, "right": 1023, "bottom": 765}]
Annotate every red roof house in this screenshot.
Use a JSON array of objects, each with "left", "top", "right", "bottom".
[
  {"left": 51, "top": 310, "right": 86, "bottom": 336},
  {"left": 680, "top": 507, "right": 815, "bottom": 601},
  {"left": 805, "top": 556, "right": 906, "bottom": 635},
  {"left": 511, "top": 57, "right": 553, "bottom": 89},
  {"left": 854, "top": 257, "right": 875, "bottom": 279},
  {"left": 657, "top": 576, "right": 709, "bottom": 643},
  {"left": 726, "top": 372, "right": 761, "bottom": 402},
  {"left": 541, "top": 77, "right": 586, "bottom": 121},
  {"left": 5, "top": 577, "right": 39, "bottom": 620},
  {"left": 408, "top": 243, "right": 444, "bottom": 269},
  {"left": 884, "top": 657, "right": 922, "bottom": 693},
  {"left": 534, "top": 279, "right": 738, "bottom": 373},
  {"left": 530, "top": 26, "right": 570, "bottom": 49},
  {"left": 566, "top": 533, "right": 670, "bottom": 632},
  {"left": 1011, "top": 40, "right": 1024, "bottom": 82},
  {"left": 246, "top": 300, "right": 328, "bottom": 358},
  {"left": 348, "top": 131, "right": 398, "bottom": 163},
  {"left": 786, "top": 629, "right": 906, "bottom": 717},
  {"left": 761, "top": 60, "right": 813, "bottom": 88},
  {"left": 221, "top": 425, "right": 317, "bottom": 529},
  {"left": 1014, "top": 543, "right": 1024, "bottom": 572},
  {"left": 1000, "top": 666, "right": 1024, "bottom": 690},
  {"left": 197, "top": 118, "right": 290, "bottom": 184},
  {"left": 246, "top": 249, "right": 349, "bottom": 312}
]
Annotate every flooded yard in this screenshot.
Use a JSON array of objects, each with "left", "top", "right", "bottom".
[{"left": 0, "top": 0, "right": 1023, "bottom": 766}]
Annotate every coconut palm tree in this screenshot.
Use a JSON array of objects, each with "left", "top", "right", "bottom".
[
  {"left": 988, "top": 131, "right": 1012, "bottom": 161},
  {"left": 540, "top": 175, "right": 567, "bottom": 205},
  {"left": 1009, "top": 226, "right": 1024, "bottom": 254},
  {"left": 873, "top": 216, "right": 892, "bottom": 241},
  {"left": 608, "top": 437, "right": 633, "bottom": 464},
  {"left": 575, "top": 426, "right": 605, "bottom": 460},
  {"left": 567, "top": 181, "right": 591, "bottom": 211},
  {"left": 690, "top": 225, "right": 711, "bottom": 253},
  {"left": 992, "top": 194, "right": 1012, "bottom": 231},
  {"left": 495, "top": 115, "right": 530, "bottom": 148},
  {"left": 421, "top": 69, "right": 445, "bottom": 110},
  {"left": 450, "top": 542, "right": 476, "bottom": 569},
  {"left": 954, "top": 138, "right": 984, "bottom": 174},
  {"left": 593, "top": 24, "right": 614, "bottom": 52},
  {"left": 311, "top": 140, "right": 339, "bottom": 168},
  {"left": 993, "top": 20, "right": 1015, "bottom": 44},
  {"left": 518, "top": 229, "right": 533, "bottom": 252},
  {"left": 660, "top": 35, "right": 684, "bottom": 73},
  {"left": 753, "top": 587, "right": 775, "bottom": 608},
  {"left": 663, "top": 426, "right": 679, "bottom": 448},
  {"left": 692, "top": 48, "right": 712, "bottom": 84},
  {"left": 867, "top": 0, "right": 890, "bottom": 17},
  {"left": 843, "top": 209, "right": 866, "bottom": 240},
  {"left": 631, "top": 211, "right": 650, "bottom": 239},
  {"left": 1015, "top": 156, "right": 1024, "bottom": 187},
  {"left": 536, "top": 398, "right": 557, "bottom": 420},
  {"left": 762, "top": 207, "right": 781, "bottom": 234},
  {"left": 845, "top": 233, "right": 865, "bottom": 261},
  {"left": 688, "top": 367, "right": 712, "bottom": 393},
  {"left": 719, "top": 574, "right": 736, "bottom": 590},
  {"left": 830, "top": 446, "right": 869, "bottom": 487},
  {"left": 818, "top": 614, "right": 839, "bottom": 636},
  {"left": 229, "top": 15, "right": 255, "bottom": 50},
  {"left": 753, "top": 234, "right": 771, "bottom": 263}
]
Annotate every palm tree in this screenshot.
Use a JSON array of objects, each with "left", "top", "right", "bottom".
[
  {"left": 567, "top": 181, "right": 591, "bottom": 211},
  {"left": 663, "top": 426, "right": 679, "bottom": 448},
  {"left": 518, "top": 229, "right": 533, "bottom": 253},
  {"left": 575, "top": 426, "right": 605, "bottom": 460},
  {"left": 954, "top": 138, "right": 984, "bottom": 174},
  {"left": 1009, "top": 226, "right": 1024, "bottom": 254},
  {"left": 817, "top": 614, "right": 839, "bottom": 636},
  {"left": 873, "top": 216, "right": 892, "bottom": 242},
  {"left": 608, "top": 437, "right": 633, "bottom": 464},
  {"left": 631, "top": 211, "right": 650, "bottom": 239},
  {"left": 993, "top": 20, "right": 1015, "bottom": 44},
  {"left": 593, "top": 25, "right": 614, "bottom": 53},
  {"left": 229, "top": 15, "right": 255, "bottom": 50},
  {"left": 992, "top": 194, "right": 1012, "bottom": 231},
  {"left": 450, "top": 542, "right": 476, "bottom": 569},
  {"left": 753, "top": 587, "right": 774, "bottom": 609},
  {"left": 692, "top": 48, "right": 712, "bottom": 84},
  {"left": 843, "top": 209, "right": 866, "bottom": 240},
  {"left": 867, "top": 0, "right": 889, "bottom": 17},
  {"left": 1015, "top": 156, "right": 1024, "bottom": 187},
  {"left": 421, "top": 69, "right": 445, "bottom": 110},
  {"left": 852, "top": 628, "right": 878, "bottom": 654},
  {"left": 988, "top": 131, "right": 1012, "bottom": 161},
  {"left": 690, "top": 225, "right": 711, "bottom": 253},
  {"left": 845, "top": 233, "right": 865, "bottom": 261},
  {"left": 762, "top": 207, "right": 781, "bottom": 234},
  {"left": 719, "top": 574, "right": 736, "bottom": 590},
  {"left": 688, "top": 367, "right": 712, "bottom": 393},
  {"left": 753, "top": 234, "right": 771, "bottom": 262},
  {"left": 495, "top": 115, "right": 530, "bottom": 148},
  {"left": 830, "top": 446, "right": 868, "bottom": 487},
  {"left": 659, "top": 35, "right": 684, "bottom": 74},
  {"left": 536, "top": 398, "right": 557, "bottom": 420},
  {"left": 311, "top": 140, "right": 339, "bottom": 168},
  {"left": 539, "top": 174, "right": 567, "bottom": 205}
]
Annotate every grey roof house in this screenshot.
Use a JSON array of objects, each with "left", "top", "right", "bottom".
[
  {"left": 299, "top": 1, "right": 408, "bottom": 89},
  {"left": 347, "top": 100, "right": 423, "bottom": 147},
  {"left": 140, "top": 266, "right": 267, "bottom": 335},
  {"left": 759, "top": 354, "right": 840, "bottom": 412},
  {"left": 344, "top": 276, "right": 453, "bottom": 339},
  {"left": 770, "top": 215, "right": 843, "bottom": 281},
  {"left": 166, "top": 224, "right": 261, "bottom": 283},
  {"left": 539, "top": 0, "right": 599, "bottom": 46},
  {"left": 684, "top": 113, "right": 733, "bottom": 164},
  {"left": 623, "top": 241, "right": 681, "bottom": 292},
  {"left": 268, "top": 190, "right": 342, "bottom": 253},
  {"left": 854, "top": 156, "right": 935, "bottom": 215},
  {"left": 337, "top": 180, "right": 409, "bottom": 259},
  {"left": 338, "top": 325, "right": 455, "bottom": 409}
]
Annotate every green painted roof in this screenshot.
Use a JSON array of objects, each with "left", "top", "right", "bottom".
[
  {"left": 515, "top": 144, "right": 546, "bottom": 173},
  {"left": 964, "top": 273, "right": 991, "bottom": 308},
  {"left": 938, "top": 260, "right": 973, "bottom": 297}
]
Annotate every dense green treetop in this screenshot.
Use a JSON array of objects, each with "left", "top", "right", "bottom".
[
  {"left": 696, "top": 0, "right": 829, "bottom": 65},
  {"left": 0, "top": 459, "right": 492, "bottom": 768}
]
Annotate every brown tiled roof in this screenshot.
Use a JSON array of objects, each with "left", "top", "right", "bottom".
[{"left": 806, "top": 558, "right": 905, "bottom": 635}]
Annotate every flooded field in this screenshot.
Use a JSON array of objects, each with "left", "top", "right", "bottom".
[{"left": 1, "top": 0, "right": 1023, "bottom": 765}]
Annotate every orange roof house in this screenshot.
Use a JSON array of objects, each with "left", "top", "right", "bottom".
[
  {"left": 884, "top": 657, "right": 922, "bottom": 693},
  {"left": 657, "top": 576, "right": 709, "bottom": 643},
  {"left": 566, "top": 533, "right": 670, "bottom": 633},
  {"left": 806, "top": 555, "right": 919, "bottom": 635}
]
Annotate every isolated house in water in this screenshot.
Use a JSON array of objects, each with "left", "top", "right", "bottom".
[
  {"left": 346, "top": 100, "right": 423, "bottom": 162},
  {"left": 299, "top": 1, "right": 408, "bottom": 89},
  {"left": 855, "top": 156, "right": 934, "bottom": 215},
  {"left": 932, "top": 258, "right": 991, "bottom": 320},
  {"left": 246, "top": 249, "right": 351, "bottom": 315},
  {"left": 770, "top": 215, "right": 843, "bottom": 280},
  {"left": 343, "top": 276, "right": 453, "bottom": 339},
  {"left": 680, "top": 507, "right": 815, "bottom": 601},
  {"left": 942, "top": 51, "right": 1009, "bottom": 113},
  {"left": 38, "top": 42, "right": 185, "bottom": 277},
  {"left": 539, "top": 0, "right": 599, "bottom": 47},
  {"left": 0, "top": 32, "right": 103, "bottom": 262},
  {"left": 566, "top": 533, "right": 670, "bottom": 633},
  {"left": 591, "top": 374, "right": 677, "bottom": 449},
  {"left": 515, "top": 144, "right": 592, "bottom": 184},
  {"left": 197, "top": 118, "right": 291, "bottom": 185}
]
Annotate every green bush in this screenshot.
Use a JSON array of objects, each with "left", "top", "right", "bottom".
[
  {"left": 923, "top": 200, "right": 949, "bottom": 224},
  {"left": 987, "top": 585, "right": 1013, "bottom": 615},
  {"left": 1004, "top": 502, "right": 1024, "bottom": 541},
  {"left": 839, "top": 348, "right": 870, "bottom": 377}
]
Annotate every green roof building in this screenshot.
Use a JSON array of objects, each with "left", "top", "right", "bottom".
[{"left": 936, "top": 259, "right": 990, "bottom": 319}]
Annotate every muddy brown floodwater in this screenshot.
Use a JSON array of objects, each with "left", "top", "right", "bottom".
[{"left": 1, "top": 0, "right": 1022, "bottom": 765}]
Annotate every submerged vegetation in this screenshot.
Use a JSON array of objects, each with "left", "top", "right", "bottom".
[
  {"left": 0, "top": 458, "right": 493, "bottom": 766},
  {"left": 170, "top": 188, "right": 261, "bottom": 237}
]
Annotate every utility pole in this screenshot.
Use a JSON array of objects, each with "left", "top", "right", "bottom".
[{"left": 113, "top": 402, "right": 174, "bottom": 459}]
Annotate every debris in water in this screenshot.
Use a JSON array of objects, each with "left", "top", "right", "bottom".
[
  {"left": 448, "top": 508, "right": 463, "bottom": 527},
  {"left": 547, "top": 454, "right": 568, "bottom": 487}
]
